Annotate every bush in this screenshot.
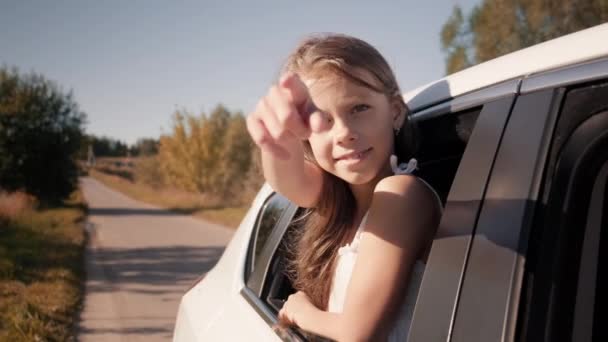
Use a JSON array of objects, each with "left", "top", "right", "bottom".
[
  {"left": 0, "top": 66, "right": 86, "bottom": 202},
  {"left": 135, "top": 156, "right": 164, "bottom": 188}
]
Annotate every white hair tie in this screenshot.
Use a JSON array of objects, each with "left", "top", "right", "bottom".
[{"left": 390, "top": 154, "right": 418, "bottom": 175}]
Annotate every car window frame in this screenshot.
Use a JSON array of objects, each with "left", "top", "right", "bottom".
[{"left": 241, "top": 194, "right": 303, "bottom": 341}]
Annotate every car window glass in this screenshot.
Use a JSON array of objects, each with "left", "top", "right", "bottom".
[
  {"left": 414, "top": 107, "right": 481, "bottom": 204},
  {"left": 248, "top": 193, "right": 289, "bottom": 277}
]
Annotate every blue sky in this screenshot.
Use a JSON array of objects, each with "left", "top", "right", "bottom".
[{"left": 0, "top": 0, "right": 479, "bottom": 144}]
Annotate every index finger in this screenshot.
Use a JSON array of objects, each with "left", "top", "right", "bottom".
[
  {"left": 279, "top": 73, "right": 316, "bottom": 138},
  {"left": 279, "top": 72, "right": 310, "bottom": 106}
]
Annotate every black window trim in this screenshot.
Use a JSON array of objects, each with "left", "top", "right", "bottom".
[{"left": 572, "top": 159, "right": 608, "bottom": 342}]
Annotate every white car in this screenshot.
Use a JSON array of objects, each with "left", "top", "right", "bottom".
[{"left": 173, "top": 23, "right": 608, "bottom": 342}]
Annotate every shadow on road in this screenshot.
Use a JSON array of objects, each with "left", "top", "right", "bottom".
[
  {"left": 88, "top": 207, "right": 186, "bottom": 216},
  {"left": 79, "top": 245, "right": 225, "bottom": 339},
  {"left": 78, "top": 324, "right": 175, "bottom": 339},
  {"left": 86, "top": 245, "right": 225, "bottom": 294}
]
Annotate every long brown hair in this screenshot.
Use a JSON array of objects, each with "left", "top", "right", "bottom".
[{"left": 282, "top": 33, "right": 419, "bottom": 310}]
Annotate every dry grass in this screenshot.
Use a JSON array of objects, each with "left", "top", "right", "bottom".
[
  {"left": 0, "top": 191, "right": 87, "bottom": 341},
  {"left": 0, "top": 192, "right": 37, "bottom": 218},
  {"left": 89, "top": 169, "right": 249, "bottom": 228}
]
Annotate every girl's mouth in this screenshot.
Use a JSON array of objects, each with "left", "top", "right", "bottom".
[{"left": 335, "top": 147, "right": 373, "bottom": 163}]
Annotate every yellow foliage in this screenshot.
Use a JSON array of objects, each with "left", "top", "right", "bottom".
[{"left": 158, "top": 105, "right": 254, "bottom": 197}]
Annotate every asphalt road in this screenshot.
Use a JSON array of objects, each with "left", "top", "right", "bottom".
[{"left": 77, "top": 177, "right": 234, "bottom": 341}]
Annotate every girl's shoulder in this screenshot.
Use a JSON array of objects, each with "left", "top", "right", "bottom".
[
  {"left": 374, "top": 174, "right": 434, "bottom": 200},
  {"left": 370, "top": 174, "right": 441, "bottom": 228}
]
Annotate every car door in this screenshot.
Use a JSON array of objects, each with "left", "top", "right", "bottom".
[
  {"left": 449, "top": 57, "right": 608, "bottom": 342},
  {"left": 187, "top": 186, "right": 290, "bottom": 342}
]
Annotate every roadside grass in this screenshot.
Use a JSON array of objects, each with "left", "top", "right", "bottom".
[
  {"left": 0, "top": 191, "right": 87, "bottom": 342},
  {"left": 89, "top": 169, "right": 248, "bottom": 228}
]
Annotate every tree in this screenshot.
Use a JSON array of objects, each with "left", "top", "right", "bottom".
[
  {"left": 441, "top": 0, "right": 608, "bottom": 75},
  {"left": 157, "top": 104, "right": 254, "bottom": 197},
  {"left": 217, "top": 113, "right": 253, "bottom": 196},
  {"left": 198, "top": 104, "right": 231, "bottom": 193},
  {"left": 0, "top": 66, "right": 86, "bottom": 202},
  {"left": 158, "top": 110, "right": 200, "bottom": 192},
  {"left": 86, "top": 135, "right": 128, "bottom": 157}
]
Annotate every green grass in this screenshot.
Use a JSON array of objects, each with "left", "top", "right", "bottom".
[
  {"left": 89, "top": 169, "right": 248, "bottom": 228},
  {"left": 0, "top": 191, "right": 87, "bottom": 342}
]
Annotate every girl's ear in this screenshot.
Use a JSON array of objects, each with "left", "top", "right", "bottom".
[{"left": 391, "top": 99, "right": 405, "bottom": 129}]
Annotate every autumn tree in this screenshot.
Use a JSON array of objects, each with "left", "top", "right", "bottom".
[
  {"left": 158, "top": 104, "right": 254, "bottom": 197},
  {"left": 216, "top": 113, "right": 253, "bottom": 195},
  {"left": 441, "top": 0, "right": 608, "bottom": 74}
]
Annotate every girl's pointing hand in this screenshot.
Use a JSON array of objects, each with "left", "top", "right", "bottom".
[{"left": 246, "top": 72, "right": 315, "bottom": 160}]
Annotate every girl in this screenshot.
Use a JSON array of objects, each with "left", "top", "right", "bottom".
[{"left": 246, "top": 33, "right": 442, "bottom": 341}]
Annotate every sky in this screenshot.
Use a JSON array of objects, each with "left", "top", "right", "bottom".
[{"left": 0, "top": 0, "right": 479, "bottom": 145}]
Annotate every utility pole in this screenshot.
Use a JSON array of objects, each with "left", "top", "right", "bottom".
[{"left": 87, "top": 144, "right": 96, "bottom": 167}]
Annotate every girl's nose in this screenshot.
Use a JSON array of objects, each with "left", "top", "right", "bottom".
[{"left": 334, "top": 121, "right": 358, "bottom": 145}]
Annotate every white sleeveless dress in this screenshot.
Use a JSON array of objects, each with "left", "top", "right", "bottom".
[{"left": 326, "top": 158, "right": 442, "bottom": 341}]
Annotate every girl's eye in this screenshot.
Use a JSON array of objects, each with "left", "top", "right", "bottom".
[{"left": 352, "top": 104, "right": 370, "bottom": 114}]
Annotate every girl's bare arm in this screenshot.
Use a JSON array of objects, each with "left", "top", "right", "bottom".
[
  {"left": 261, "top": 148, "right": 323, "bottom": 208},
  {"left": 247, "top": 73, "right": 323, "bottom": 207},
  {"left": 285, "top": 175, "right": 441, "bottom": 340}
]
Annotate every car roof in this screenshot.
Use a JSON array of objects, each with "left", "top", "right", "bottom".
[{"left": 403, "top": 23, "right": 608, "bottom": 113}]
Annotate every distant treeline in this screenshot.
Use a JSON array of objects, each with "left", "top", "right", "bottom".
[{"left": 84, "top": 135, "right": 158, "bottom": 157}]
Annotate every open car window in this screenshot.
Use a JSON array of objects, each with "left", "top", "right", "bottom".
[{"left": 240, "top": 79, "right": 523, "bottom": 340}]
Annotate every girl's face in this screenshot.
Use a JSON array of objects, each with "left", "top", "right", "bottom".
[{"left": 303, "top": 68, "right": 403, "bottom": 185}]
